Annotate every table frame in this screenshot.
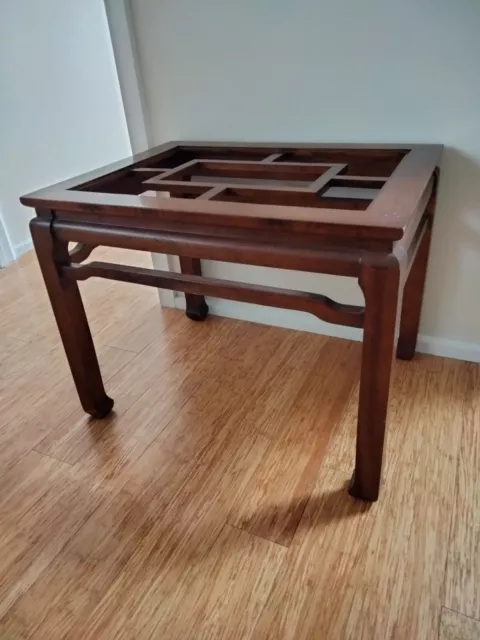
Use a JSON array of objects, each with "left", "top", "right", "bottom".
[{"left": 21, "top": 141, "right": 442, "bottom": 501}]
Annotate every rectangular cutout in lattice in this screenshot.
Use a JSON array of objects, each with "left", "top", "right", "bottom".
[
  {"left": 69, "top": 144, "right": 412, "bottom": 213},
  {"left": 23, "top": 141, "right": 441, "bottom": 245},
  {"left": 146, "top": 160, "right": 344, "bottom": 187}
]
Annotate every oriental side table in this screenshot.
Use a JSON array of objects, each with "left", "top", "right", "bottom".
[{"left": 21, "top": 141, "right": 442, "bottom": 501}]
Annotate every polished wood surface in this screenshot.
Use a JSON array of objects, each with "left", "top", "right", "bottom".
[
  {"left": 0, "top": 248, "right": 478, "bottom": 639},
  {"left": 22, "top": 142, "right": 442, "bottom": 502},
  {"left": 21, "top": 142, "right": 440, "bottom": 242},
  {"left": 30, "top": 219, "right": 113, "bottom": 419},
  {"left": 65, "top": 260, "right": 365, "bottom": 328},
  {"left": 178, "top": 255, "right": 209, "bottom": 321}
]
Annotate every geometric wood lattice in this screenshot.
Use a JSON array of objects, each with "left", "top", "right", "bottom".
[
  {"left": 21, "top": 140, "right": 442, "bottom": 501},
  {"left": 24, "top": 142, "right": 438, "bottom": 249},
  {"left": 77, "top": 144, "right": 406, "bottom": 212}
]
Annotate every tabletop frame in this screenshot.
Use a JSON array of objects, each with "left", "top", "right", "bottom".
[{"left": 23, "top": 141, "right": 442, "bottom": 501}]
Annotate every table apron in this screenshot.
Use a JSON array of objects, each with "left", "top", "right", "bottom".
[{"left": 52, "top": 219, "right": 363, "bottom": 277}]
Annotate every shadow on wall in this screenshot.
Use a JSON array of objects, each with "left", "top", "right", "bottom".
[{"left": 422, "top": 147, "right": 480, "bottom": 344}]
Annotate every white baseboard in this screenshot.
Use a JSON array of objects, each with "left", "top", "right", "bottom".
[
  {"left": 0, "top": 214, "right": 15, "bottom": 267},
  {"left": 169, "top": 296, "right": 480, "bottom": 364},
  {"left": 416, "top": 335, "right": 480, "bottom": 364},
  {"left": 13, "top": 239, "right": 33, "bottom": 259}
]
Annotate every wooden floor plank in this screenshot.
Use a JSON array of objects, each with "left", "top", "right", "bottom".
[
  {"left": 145, "top": 324, "right": 307, "bottom": 461},
  {"left": 34, "top": 316, "right": 243, "bottom": 464},
  {"left": 100, "top": 304, "right": 178, "bottom": 353},
  {"left": 324, "top": 356, "right": 468, "bottom": 482},
  {"left": 62, "top": 422, "right": 270, "bottom": 640},
  {"left": 340, "top": 359, "right": 470, "bottom": 640},
  {"left": 439, "top": 608, "right": 480, "bottom": 640},
  {"left": 253, "top": 465, "right": 374, "bottom": 640},
  {"left": 0, "top": 344, "right": 136, "bottom": 475},
  {"left": 0, "top": 444, "right": 195, "bottom": 640},
  {"left": 228, "top": 339, "right": 361, "bottom": 546},
  {"left": 0, "top": 461, "right": 105, "bottom": 621},
  {"left": 152, "top": 524, "right": 286, "bottom": 640},
  {"left": 31, "top": 318, "right": 201, "bottom": 461},
  {"left": 0, "top": 247, "right": 477, "bottom": 640},
  {"left": 230, "top": 331, "right": 329, "bottom": 439},
  {"left": 0, "top": 451, "right": 70, "bottom": 526},
  {"left": 444, "top": 363, "right": 480, "bottom": 621}
]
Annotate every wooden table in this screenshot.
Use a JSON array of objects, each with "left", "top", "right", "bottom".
[{"left": 21, "top": 141, "right": 442, "bottom": 501}]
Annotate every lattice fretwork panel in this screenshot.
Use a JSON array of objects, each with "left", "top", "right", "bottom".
[{"left": 77, "top": 145, "right": 407, "bottom": 211}]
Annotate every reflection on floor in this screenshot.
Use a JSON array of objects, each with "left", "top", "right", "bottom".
[{"left": 0, "top": 247, "right": 478, "bottom": 639}]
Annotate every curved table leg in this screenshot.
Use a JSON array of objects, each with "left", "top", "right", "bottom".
[
  {"left": 30, "top": 217, "right": 113, "bottom": 418},
  {"left": 179, "top": 256, "right": 209, "bottom": 321},
  {"left": 396, "top": 222, "right": 432, "bottom": 360}
]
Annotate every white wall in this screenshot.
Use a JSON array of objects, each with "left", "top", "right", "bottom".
[
  {"left": 0, "top": 210, "right": 15, "bottom": 267},
  {"left": 104, "top": 0, "right": 151, "bottom": 154},
  {"left": 127, "top": 0, "right": 480, "bottom": 360},
  {"left": 0, "top": 0, "right": 131, "bottom": 259}
]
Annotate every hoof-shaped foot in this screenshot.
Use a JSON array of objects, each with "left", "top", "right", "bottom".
[
  {"left": 348, "top": 472, "right": 379, "bottom": 502},
  {"left": 86, "top": 395, "right": 114, "bottom": 419},
  {"left": 186, "top": 301, "right": 209, "bottom": 321},
  {"left": 396, "top": 341, "right": 416, "bottom": 361}
]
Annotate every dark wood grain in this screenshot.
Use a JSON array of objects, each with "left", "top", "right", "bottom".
[
  {"left": 68, "top": 243, "right": 97, "bottom": 263},
  {"left": 396, "top": 173, "right": 437, "bottom": 360},
  {"left": 397, "top": 220, "right": 433, "bottom": 360},
  {"left": 20, "top": 143, "right": 443, "bottom": 244},
  {"left": 52, "top": 220, "right": 364, "bottom": 277},
  {"left": 30, "top": 216, "right": 113, "bottom": 419},
  {"left": 22, "top": 142, "right": 442, "bottom": 501},
  {"left": 178, "top": 256, "right": 209, "bottom": 321},
  {"left": 210, "top": 186, "right": 370, "bottom": 210},
  {"left": 349, "top": 261, "right": 400, "bottom": 501},
  {"left": 63, "top": 261, "right": 365, "bottom": 328}
]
